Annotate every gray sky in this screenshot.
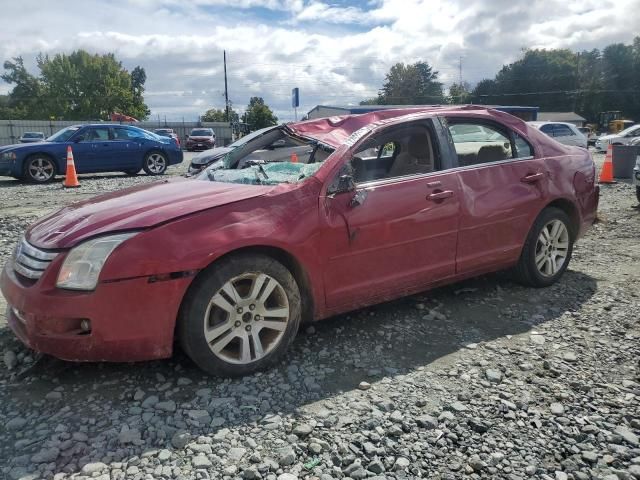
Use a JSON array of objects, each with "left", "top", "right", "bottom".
[{"left": 1, "top": 0, "right": 638, "bottom": 121}]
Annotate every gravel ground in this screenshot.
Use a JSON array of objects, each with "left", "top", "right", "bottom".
[{"left": 0, "top": 151, "right": 639, "bottom": 480}]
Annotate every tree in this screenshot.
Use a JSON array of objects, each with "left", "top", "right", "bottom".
[
  {"left": 447, "top": 82, "right": 472, "bottom": 104},
  {"left": 202, "top": 107, "right": 239, "bottom": 123},
  {"left": 241, "top": 97, "right": 278, "bottom": 130},
  {"left": 1, "top": 50, "right": 150, "bottom": 120},
  {"left": 377, "top": 61, "right": 444, "bottom": 104},
  {"left": 1, "top": 56, "right": 43, "bottom": 118}
]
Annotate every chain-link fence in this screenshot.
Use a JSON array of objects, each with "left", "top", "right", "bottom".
[{"left": 0, "top": 119, "right": 233, "bottom": 147}]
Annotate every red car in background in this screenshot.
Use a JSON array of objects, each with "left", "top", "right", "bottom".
[
  {"left": 186, "top": 128, "right": 215, "bottom": 151},
  {"left": 1, "top": 106, "right": 598, "bottom": 376}
]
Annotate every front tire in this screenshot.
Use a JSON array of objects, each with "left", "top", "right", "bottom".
[
  {"left": 142, "top": 151, "right": 167, "bottom": 175},
  {"left": 514, "top": 207, "right": 574, "bottom": 288},
  {"left": 178, "top": 254, "right": 302, "bottom": 376},
  {"left": 636, "top": 186, "right": 640, "bottom": 204},
  {"left": 24, "top": 155, "right": 57, "bottom": 183}
]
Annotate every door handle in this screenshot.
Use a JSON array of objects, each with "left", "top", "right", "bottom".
[
  {"left": 521, "top": 172, "right": 545, "bottom": 183},
  {"left": 427, "top": 190, "right": 454, "bottom": 201}
]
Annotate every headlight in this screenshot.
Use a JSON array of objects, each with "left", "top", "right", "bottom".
[
  {"left": 56, "top": 232, "right": 139, "bottom": 290},
  {"left": 2, "top": 152, "right": 16, "bottom": 161}
]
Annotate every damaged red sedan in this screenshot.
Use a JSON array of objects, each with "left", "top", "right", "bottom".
[{"left": 1, "top": 106, "right": 599, "bottom": 376}]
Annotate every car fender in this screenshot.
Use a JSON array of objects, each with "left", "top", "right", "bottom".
[{"left": 98, "top": 180, "right": 326, "bottom": 318}]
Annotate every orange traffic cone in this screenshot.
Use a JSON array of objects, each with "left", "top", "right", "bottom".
[
  {"left": 290, "top": 152, "right": 298, "bottom": 163},
  {"left": 63, "top": 145, "right": 80, "bottom": 188},
  {"left": 598, "top": 145, "right": 615, "bottom": 184}
]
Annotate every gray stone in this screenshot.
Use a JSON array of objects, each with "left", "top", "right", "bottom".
[
  {"left": 530, "top": 334, "right": 545, "bottom": 345},
  {"left": 118, "top": 428, "right": 141, "bottom": 444},
  {"left": 6, "top": 417, "right": 26, "bottom": 430},
  {"left": 171, "top": 430, "right": 191, "bottom": 449},
  {"left": 485, "top": 368, "right": 503, "bottom": 383},
  {"left": 550, "top": 403, "right": 565, "bottom": 415},
  {"left": 155, "top": 400, "right": 177, "bottom": 412},
  {"left": 242, "top": 467, "right": 260, "bottom": 479},
  {"left": 192, "top": 454, "right": 212, "bottom": 467},
  {"left": 616, "top": 426, "right": 639, "bottom": 446},
  {"left": 228, "top": 447, "right": 247, "bottom": 462},
  {"left": 394, "top": 457, "right": 410, "bottom": 471},
  {"left": 278, "top": 474, "right": 298, "bottom": 480},
  {"left": 582, "top": 451, "right": 598, "bottom": 463},
  {"left": 158, "top": 449, "right": 172, "bottom": 461},
  {"left": 274, "top": 446, "right": 296, "bottom": 466},
  {"left": 293, "top": 423, "right": 313, "bottom": 436},
  {"left": 31, "top": 447, "right": 60, "bottom": 463},
  {"left": 358, "top": 381, "right": 371, "bottom": 391},
  {"left": 4, "top": 350, "right": 17, "bottom": 370},
  {"left": 367, "top": 459, "right": 385, "bottom": 474},
  {"left": 142, "top": 395, "right": 159, "bottom": 408},
  {"left": 81, "top": 463, "right": 108, "bottom": 474},
  {"left": 469, "top": 454, "right": 486, "bottom": 472},
  {"left": 416, "top": 415, "right": 438, "bottom": 429},
  {"left": 448, "top": 401, "right": 467, "bottom": 412}
]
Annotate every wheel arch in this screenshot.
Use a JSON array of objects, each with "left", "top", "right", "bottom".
[
  {"left": 23, "top": 151, "right": 60, "bottom": 177},
  {"left": 178, "top": 244, "right": 316, "bottom": 330},
  {"left": 541, "top": 198, "right": 580, "bottom": 239}
]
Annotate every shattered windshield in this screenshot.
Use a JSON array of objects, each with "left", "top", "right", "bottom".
[{"left": 197, "top": 127, "right": 333, "bottom": 186}]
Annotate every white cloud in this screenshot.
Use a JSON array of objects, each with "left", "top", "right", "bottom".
[{"left": 0, "top": 0, "right": 638, "bottom": 121}]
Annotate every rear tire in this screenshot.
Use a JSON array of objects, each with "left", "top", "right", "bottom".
[
  {"left": 636, "top": 186, "right": 640, "bottom": 204},
  {"left": 178, "top": 254, "right": 302, "bottom": 376},
  {"left": 142, "top": 151, "right": 167, "bottom": 175},
  {"left": 514, "top": 207, "right": 574, "bottom": 288}
]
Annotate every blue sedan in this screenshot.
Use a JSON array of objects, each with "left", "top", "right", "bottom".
[{"left": 0, "top": 124, "right": 183, "bottom": 183}]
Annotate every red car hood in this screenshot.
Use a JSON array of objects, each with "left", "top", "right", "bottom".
[{"left": 27, "top": 178, "right": 272, "bottom": 249}]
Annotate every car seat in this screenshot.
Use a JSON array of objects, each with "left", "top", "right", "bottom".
[{"left": 387, "top": 134, "right": 433, "bottom": 177}]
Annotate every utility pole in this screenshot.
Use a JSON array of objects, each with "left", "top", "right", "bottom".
[
  {"left": 223, "top": 50, "right": 230, "bottom": 123},
  {"left": 458, "top": 56, "right": 463, "bottom": 85}
]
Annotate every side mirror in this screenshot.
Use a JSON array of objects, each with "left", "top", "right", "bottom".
[
  {"left": 336, "top": 174, "right": 356, "bottom": 193},
  {"left": 328, "top": 162, "right": 356, "bottom": 195}
]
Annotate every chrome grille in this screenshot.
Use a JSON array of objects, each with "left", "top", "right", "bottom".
[{"left": 13, "top": 238, "right": 58, "bottom": 280}]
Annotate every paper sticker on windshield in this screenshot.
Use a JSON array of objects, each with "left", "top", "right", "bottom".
[{"left": 343, "top": 126, "right": 371, "bottom": 147}]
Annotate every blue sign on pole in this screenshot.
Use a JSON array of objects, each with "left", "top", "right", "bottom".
[{"left": 291, "top": 88, "right": 299, "bottom": 108}]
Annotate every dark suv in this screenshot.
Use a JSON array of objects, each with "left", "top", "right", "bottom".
[{"left": 186, "top": 128, "right": 215, "bottom": 151}]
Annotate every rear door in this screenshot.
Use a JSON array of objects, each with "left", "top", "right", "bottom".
[
  {"left": 443, "top": 116, "right": 549, "bottom": 274},
  {"left": 320, "top": 119, "right": 461, "bottom": 310},
  {"left": 111, "top": 127, "right": 144, "bottom": 169}
]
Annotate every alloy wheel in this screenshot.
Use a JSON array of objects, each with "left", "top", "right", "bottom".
[
  {"left": 534, "top": 219, "right": 570, "bottom": 277},
  {"left": 28, "top": 157, "right": 55, "bottom": 182},
  {"left": 146, "top": 153, "right": 166, "bottom": 173},
  {"left": 203, "top": 273, "right": 290, "bottom": 364}
]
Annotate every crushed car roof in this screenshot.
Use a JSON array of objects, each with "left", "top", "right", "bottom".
[{"left": 286, "top": 105, "right": 497, "bottom": 148}]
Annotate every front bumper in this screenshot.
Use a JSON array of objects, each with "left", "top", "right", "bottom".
[
  {"left": 186, "top": 142, "right": 215, "bottom": 151},
  {"left": 0, "top": 258, "right": 192, "bottom": 362}
]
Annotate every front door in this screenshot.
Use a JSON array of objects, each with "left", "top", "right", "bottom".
[
  {"left": 320, "top": 121, "right": 460, "bottom": 311},
  {"left": 71, "top": 127, "right": 112, "bottom": 173}
]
